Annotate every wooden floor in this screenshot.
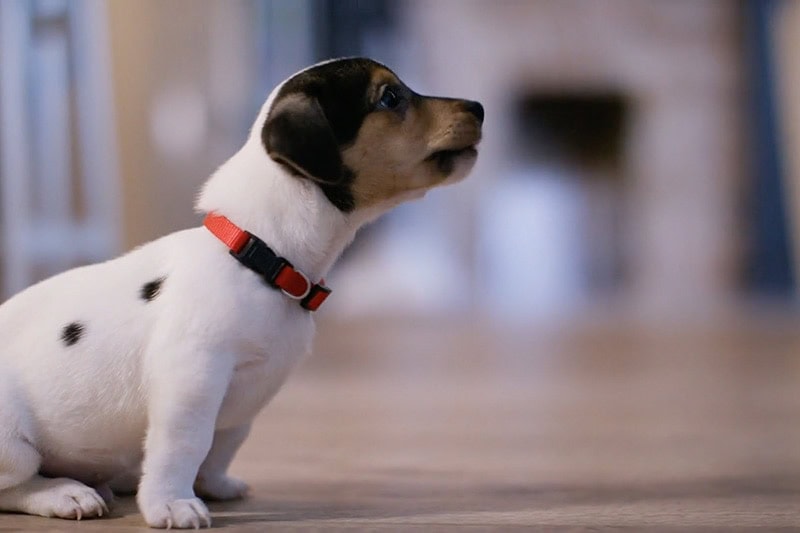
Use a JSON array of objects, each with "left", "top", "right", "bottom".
[{"left": 3, "top": 314, "right": 800, "bottom": 531}]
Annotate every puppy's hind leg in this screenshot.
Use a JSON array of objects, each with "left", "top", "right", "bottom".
[
  {"left": 0, "top": 381, "right": 40, "bottom": 492},
  {"left": 0, "top": 477, "right": 109, "bottom": 520},
  {"left": 0, "top": 378, "right": 108, "bottom": 520}
]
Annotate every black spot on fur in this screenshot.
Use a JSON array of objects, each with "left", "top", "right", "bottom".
[
  {"left": 141, "top": 277, "right": 166, "bottom": 302},
  {"left": 262, "top": 58, "right": 379, "bottom": 213},
  {"left": 61, "top": 322, "right": 84, "bottom": 347}
]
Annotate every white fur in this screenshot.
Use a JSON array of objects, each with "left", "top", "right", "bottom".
[{"left": 0, "top": 60, "right": 477, "bottom": 528}]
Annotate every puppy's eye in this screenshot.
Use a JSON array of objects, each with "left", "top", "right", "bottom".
[{"left": 378, "top": 86, "right": 401, "bottom": 110}]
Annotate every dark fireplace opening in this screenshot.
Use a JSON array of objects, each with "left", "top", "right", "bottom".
[{"left": 514, "top": 91, "right": 631, "bottom": 295}]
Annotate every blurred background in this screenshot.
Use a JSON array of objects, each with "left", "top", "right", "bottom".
[
  {"left": 1, "top": 0, "right": 800, "bottom": 325},
  {"left": 2, "top": 1, "right": 800, "bottom": 528}
]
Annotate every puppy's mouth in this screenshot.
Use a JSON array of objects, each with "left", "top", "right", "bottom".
[{"left": 425, "top": 145, "right": 478, "bottom": 171}]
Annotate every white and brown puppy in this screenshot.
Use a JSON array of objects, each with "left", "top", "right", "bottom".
[{"left": 0, "top": 57, "right": 483, "bottom": 528}]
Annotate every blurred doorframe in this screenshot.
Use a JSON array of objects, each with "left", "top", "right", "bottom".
[
  {"left": 745, "top": 0, "right": 796, "bottom": 296},
  {"left": 0, "top": 0, "right": 121, "bottom": 300}
]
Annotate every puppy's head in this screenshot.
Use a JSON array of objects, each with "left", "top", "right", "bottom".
[{"left": 262, "top": 58, "right": 483, "bottom": 213}]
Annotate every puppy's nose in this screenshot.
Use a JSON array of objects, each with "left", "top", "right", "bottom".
[{"left": 463, "top": 100, "right": 484, "bottom": 123}]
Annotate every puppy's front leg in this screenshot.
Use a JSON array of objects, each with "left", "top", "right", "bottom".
[
  {"left": 195, "top": 424, "right": 251, "bottom": 501},
  {"left": 137, "top": 348, "right": 233, "bottom": 529}
]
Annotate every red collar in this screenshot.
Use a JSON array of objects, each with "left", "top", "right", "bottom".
[{"left": 203, "top": 213, "right": 331, "bottom": 312}]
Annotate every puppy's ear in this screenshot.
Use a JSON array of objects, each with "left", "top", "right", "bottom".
[{"left": 262, "top": 94, "right": 343, "bottom": 184}]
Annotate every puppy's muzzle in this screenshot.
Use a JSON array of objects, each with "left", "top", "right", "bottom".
[{"left": 424, "top": 99, "right": 484, "bottom": 172}]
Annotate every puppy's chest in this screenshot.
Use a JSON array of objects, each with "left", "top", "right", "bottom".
[{"left": 215, "top": 311, "right": 312, "bottom": 429}]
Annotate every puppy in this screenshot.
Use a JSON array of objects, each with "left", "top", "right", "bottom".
[{"left": 0, "top": 57, "right": 483, "bottom": 528}]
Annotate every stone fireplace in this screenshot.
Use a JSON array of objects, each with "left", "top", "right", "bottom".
[{"left": 392, "top": 0, "right": 746, "bottom": 321}]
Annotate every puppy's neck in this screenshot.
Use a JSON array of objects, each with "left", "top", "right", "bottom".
[{"left": 196, "top": 142, "right": 365, "bottom": 282}]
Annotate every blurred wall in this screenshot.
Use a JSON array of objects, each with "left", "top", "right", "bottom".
[
  {"left": 5, "top": 0, "right": 796, "bottom": 322},
  {"left": 107, "top": 0, "right": 265, "bottom": 249}
]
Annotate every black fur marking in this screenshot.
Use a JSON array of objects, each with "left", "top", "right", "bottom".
[
  {"left": 264, "top": 97, "right": 344, "bottom": 185},
  {"left": 141, "top": 277, "right": 166, "bottom": 302},
  {"left": 317, "top": 166, "right": 356, "bottom": 212},
  {"left": 276, "top": 58, "right": 376, "bottom": 145},
  {"left": 61, "top": 322, "right": 84, "bottom": 347},
  {"left": 262, "top": 58, "right": 380, "bottom": 213}
]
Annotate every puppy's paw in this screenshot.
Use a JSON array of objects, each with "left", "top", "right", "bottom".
[
  {"left": 31, "top": 478, "right": 109, "bottom": 520},
  {"left": 141, "top": 497, "right": 211, "bottom": 529},
  {"left": 195, "top": 475, "right": 249, "bottom": 501}
]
